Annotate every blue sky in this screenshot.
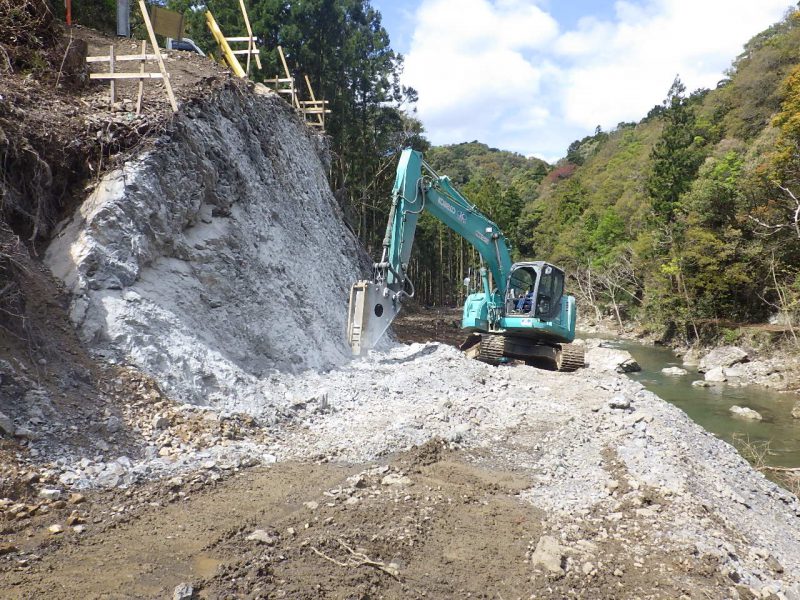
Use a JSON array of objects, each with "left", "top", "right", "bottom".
[{"left": 371, "top": 0, "right": 794, "bottom": 162}]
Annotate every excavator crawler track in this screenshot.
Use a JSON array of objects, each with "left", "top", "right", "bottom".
[
  {"left": 477, "top": 334, "right": 505, "bottom": 365},
  {"left": 557, "top": 343, "right": 585, "bottom": 372}
]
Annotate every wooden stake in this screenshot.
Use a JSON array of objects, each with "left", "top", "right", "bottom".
[
  {"left": 304, "top": 74, "right": 322, "bottom": 128},
  {"left": 277, "top": 46, "right": 299, "bottom": 109},
  {"left": 109, "top": 45, "right": 116, "bottom": 105},
  {"left": 237, "top": 0, "right": 261, "bottom": 73},
  {"left": 136, "top": 40, "right": 146, "bottom": 115},
  {"left": 138, "top": 0, "right": 178, "bottom": 112}
]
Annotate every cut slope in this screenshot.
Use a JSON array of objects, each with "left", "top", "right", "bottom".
[{"left": 46, "top": 84, "right": 365, "bottom": 412}]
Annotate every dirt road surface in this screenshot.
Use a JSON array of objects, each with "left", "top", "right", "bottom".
[{"left": 0, "top": 442, "right": 737, "bottom": 600}]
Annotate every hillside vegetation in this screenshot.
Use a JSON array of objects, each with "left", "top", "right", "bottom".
[{"left": 524, "top": 11, "right": 800, "bottom": 343}]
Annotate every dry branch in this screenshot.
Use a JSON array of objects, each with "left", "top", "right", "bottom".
[{"left": 310, "top": 539, "right": 401, "bottom": 580}]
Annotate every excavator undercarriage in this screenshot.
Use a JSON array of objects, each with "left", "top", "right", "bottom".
[{"left": 460, "top": 333, "right": 585, "bottom": 372}]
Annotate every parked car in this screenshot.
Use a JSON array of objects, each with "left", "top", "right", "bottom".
[{"left": 165, "top": 37, "right": 205, "bottom": 56}]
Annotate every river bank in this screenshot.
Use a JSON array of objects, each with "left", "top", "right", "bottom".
[{"left": 579, "top": 318, "right": 800, "bottom": 396}]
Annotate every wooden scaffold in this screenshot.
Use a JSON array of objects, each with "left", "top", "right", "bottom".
[
  {"left": 263, "top": 46, "right": 331, "bottom": 131},
  {"left": 205, "top": 0, "right": 262, "bottom": 78},
  {"left": 85, "top": 0, "right": 177, "bottom": 113}
]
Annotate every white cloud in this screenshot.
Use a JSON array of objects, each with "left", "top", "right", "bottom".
[
  {"left": 557, "top": 0, "right": 793, "bottom": 130},
  {"left": 402, "top": 0, "right": 794, "bottom": 159},
  {"left": 403, "top": 0, "right": 559, "bottom": 149}
]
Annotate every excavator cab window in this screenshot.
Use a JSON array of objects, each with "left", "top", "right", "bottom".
[
  {"left": 534, "top": 265, "right": 564, "bottom": 321},
  {"left": 506, "top": 267, "right": 536, "bottom": 314}
]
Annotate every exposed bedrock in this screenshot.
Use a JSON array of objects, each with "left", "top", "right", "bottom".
[{"left": 46, "top": 84, "right": 365, "bottom": 413}]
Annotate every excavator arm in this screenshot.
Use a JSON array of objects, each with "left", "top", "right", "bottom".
[{"left": 348, "top": 148, "right": 513, "bottom": 354}]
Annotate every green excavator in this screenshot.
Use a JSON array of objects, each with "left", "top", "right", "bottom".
[{"left": 347, "top": 148, "right": 584, "bottom": 371}]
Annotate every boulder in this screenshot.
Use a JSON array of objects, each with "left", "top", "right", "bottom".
[
  {"left": 661, "top": 366, "right": 688, "bottom": 376},
  {"left": 246, "top": 529, "right": 275, "bottom": 545},
  {"left": 585, "top": 347, "right": 640, "bottom": 373},
  {"left": 608, "top": 395, "right": 631, "bottom": 410},
  {"left": 698, "top": 346, "right": 748, "bottom": 373},
  {"left": 704, "top": 367, "right": 727, "bottom": 383},
  {"left": 530, "top": 535, "right": 565, "bottom": 576},
  {"left": 729, "top": 406, "right": 763, "bottom": 421},
  {"left": 173, "top": 583, "right": 194, "bottom": 600},
  {"left": 791, "top": 401, "right": 800, "bottom": 420},
  {"left": 682, "top": 347, "right": 702, "bottom": 367},
  {"left": 723, "top": 365, "right": 745, "bottom": 378},
  {"left": 692, "top": 380, "right": 715, "bottom": 388}
]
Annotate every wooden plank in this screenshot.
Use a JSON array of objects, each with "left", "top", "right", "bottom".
[
  {"left": 225, "top": 36, "right": 255, "bottom": 42},
  {"left": 276, "top": 46, "right": 300, "bottom": 109},
  {"left": 87, "top": 53, "right": 165, "bottom": 63},
  {"left": 109, "top": 45, "right": 116, "bottom": 104},
  {"left": 237, "top": 0, "right": 261, "bottom": 71},
  {"left": 136, "top": 41, "right": 146, "bottom": 116},
  {"left": 91, "top": 72, "right": 164, "bottom": 80},
  {"left": 205, "top": 10, "right": 246, "bottom": 78},
  {"left": 231, "top": 49, "right": 260, "bottom": 55},
  {"left": 139, "top": 0, "right": 178, "bottom": 112},
  {"left": 276, "top": 45, "right": 292, "bottom": 80},
  {"left": 149, "top": 5, "right": 184, "bottom": 39}
]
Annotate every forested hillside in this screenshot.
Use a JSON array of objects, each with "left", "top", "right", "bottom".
[
  {"left": 524, "top": 11, "right": 800, "bottom": 342},
  {"left": 68, "top": 2, "right": 800, "bottom": 340}
]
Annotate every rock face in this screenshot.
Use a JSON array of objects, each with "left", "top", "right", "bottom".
[
  {"left": 698, "top": 346, "right": 748, "bottom": 374},
  {"left": 0, "top": 410, "right": 14, "bottom": 436},
  {"left": 585, "top": 346, "right": 640, "bottom": 373},
  {"left": 729, "top": 405, "right": 763, "bottom": 421},
  {"left": 46, "top": 85, "right": 365, "bottom": 412},
  {"left": 681, "top": 347, "right": 701, "bottom": 367}
]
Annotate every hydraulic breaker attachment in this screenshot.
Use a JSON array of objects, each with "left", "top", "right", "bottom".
[{"left": 347, "top": 280, "right": 402, "bottom": 355}]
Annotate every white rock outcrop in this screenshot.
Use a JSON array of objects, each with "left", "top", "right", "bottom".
[
  {"left": 46, "top": 85, "right": 366, "bottom": 414},
  {"left": 698, "top": 346, "right": 748, "bottom": 373},
  {"left": 585, "top": 346, "right": 640, "bottom": 373}
]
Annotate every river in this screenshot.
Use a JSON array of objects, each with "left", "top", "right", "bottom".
[{"left": 597, "top": 338, "right": 800, "bottom": 469}]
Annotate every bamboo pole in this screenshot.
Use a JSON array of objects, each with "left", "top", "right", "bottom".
[{"left": 205, "top": 10, "right": 246, "bottom": 78}]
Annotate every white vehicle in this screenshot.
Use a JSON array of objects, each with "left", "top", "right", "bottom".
[{"left": 165, "top": 37, "right": 205, "bottom": 56}]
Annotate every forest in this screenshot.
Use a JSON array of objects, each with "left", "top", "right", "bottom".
[
  {"left": 528, "top": 12, "right": 800, "bottom": 342},
  {"left": 74, "top": 1, "right": 800, "bottom": 343}
]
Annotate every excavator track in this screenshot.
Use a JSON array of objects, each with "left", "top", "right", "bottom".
[
  {"left": 557, "top": 343, "right": 585, "bottom": 372},
  {"left": 476, "top": 334, "right": 505, "bottom": 365}
]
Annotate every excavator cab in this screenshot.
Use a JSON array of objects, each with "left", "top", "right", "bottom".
[{"left": 505, "top": 262, "right": 564, "bottom": 320}]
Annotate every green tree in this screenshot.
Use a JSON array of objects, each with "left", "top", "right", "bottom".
[{"left": 647, "top": 77, "right": 705, "bottom": 225}]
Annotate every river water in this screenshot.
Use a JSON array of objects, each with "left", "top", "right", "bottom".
[{"left": 599, "top": 338, "right": 800, "bottom": 469}]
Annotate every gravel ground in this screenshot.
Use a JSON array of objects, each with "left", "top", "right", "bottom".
[{"left": 4, "top": 340, "right": 800, "bottom": 598}]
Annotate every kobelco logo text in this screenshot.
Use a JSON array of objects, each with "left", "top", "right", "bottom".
[{"left": 436, "top": 197, "right": 457, "bottom": 215}]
